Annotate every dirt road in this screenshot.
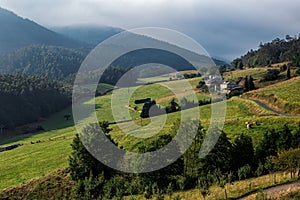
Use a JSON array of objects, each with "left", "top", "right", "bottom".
[{"left": 239, "top": 180, "right": 300, "bottom": 200}]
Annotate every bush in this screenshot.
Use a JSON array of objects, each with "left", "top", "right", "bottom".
[
  {"left": 263, "top": 69, "right": 280, "bottom": 81},
  {"left": 166, "top": 183, "right": 173, "bottom": 196},
  {"left": 176, "top": 176, "right": 197, "bottom": 190},
  {"left": 280, "top": 64, "right": 287, "bottom": 71},
  {"left": 143, "top": 185, "right": 151, "bottom": 199},
  {"left": 295, "top": 68, "right": 300, "bottom": 76},
  {"left": 238, "top": 164, "right": 252, "bottom": 180}
]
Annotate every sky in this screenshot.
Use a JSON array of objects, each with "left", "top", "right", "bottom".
[{"left": 1, "top": 0, "right": 300, "bottom": 61}]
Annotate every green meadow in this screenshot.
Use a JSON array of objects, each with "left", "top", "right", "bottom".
[{"left": 0, "top": 76, "right": 299, "bottom": 191}]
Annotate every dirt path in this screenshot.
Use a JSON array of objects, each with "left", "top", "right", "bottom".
[
  {"left": 240, "top": 96, "right": 299, "bottom": 117},
  {"left": 239, "top": 180, "right": 300, "bottom": 200},
  {"left": 263, "top": 180, "right": 300, "bottom": 194},
  {"left": 251, "top": 99, "right": 289, "bottom": 117}
]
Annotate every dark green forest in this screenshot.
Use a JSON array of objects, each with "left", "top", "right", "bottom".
[
  {"left": 0, "top": 45, "right": 227, "bottom": 82},
  {"left": 232, "top": 35, "right": 300, "bottom": 68},
  {"left": 0, "top": 46, "right": 88, "bottom": 80},
  {"left": 0, "top": 74, "right": 70, "bottom": 128}
]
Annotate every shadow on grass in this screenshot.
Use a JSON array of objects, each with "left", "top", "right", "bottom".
[{"left": 0, "top": 101, "right": 98, "bottom": 146}]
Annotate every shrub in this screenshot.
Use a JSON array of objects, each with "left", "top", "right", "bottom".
[{"left": 263, "top": 69, "right": 280, "bottom": 81}]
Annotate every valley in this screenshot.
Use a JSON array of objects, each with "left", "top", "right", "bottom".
[
  {"left": 0, "top": 69, "right": 299, "bottom": 199},
  {"left": 0, "top": 5, "right": 299, "bottom": 200}
]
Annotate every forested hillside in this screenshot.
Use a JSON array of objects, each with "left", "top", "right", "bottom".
[
  {"left": 0, "top": 74, "right": 70, "bottom": 128},
  {"left": 232, "top": 35, "right": 300, "bottom": 68},
  {"left": 0, "top": 45, "right": 227, "bottom": 84},
  {"left": 0, "top": 46, "right": 88, "bottom": 80}
]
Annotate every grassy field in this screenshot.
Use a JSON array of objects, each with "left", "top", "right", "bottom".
[
  {"left": 246, "top": 76, "right": 300, "bottom": 103},
  {"left": 108, "top": 96, "right": 300, "bottom": 150},
  {"left": 222, "top": 67, "right": 299, "bottom": 89},
  {"left": 223, "top": 68, "right": 268, "bottom": 81},
  {"left": 244, "top": 76, "right": 300, "bottom": 115},
  {"left": 0, "top": 126, "right": 75, "bottom": 190},
  {"left": 138, "top": 70, "right": 199, "bottom": 83},
  {"left": 0, "top": 76, "right": 299, "bottom": 191},
  {"left": 138, "top": 76, "right": 170, "bottom": 83}
]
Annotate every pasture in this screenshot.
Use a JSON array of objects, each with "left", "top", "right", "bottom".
[{"left": 0, "top": 76, "right": 299, "bottom": 191}]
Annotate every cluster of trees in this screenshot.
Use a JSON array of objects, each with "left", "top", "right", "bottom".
[
  {"left": 68, "top": 120, "right": 300, "bottom": 199},
  {"left": 273, "top": 148, "right": 300, "bottom": 179},
  {"left": 140, "top": 99, "right": 164, "bottom": 118},
  {"left": 255, "top": 124, "right": 300, "bottom": 180},
  {"left": 183, "top": 73, "right": 201, "bottom": 79},
  {"left": 0, "top": 74, "right": 70, "bottom": 128},
  {"left": 196, "top": 80, "right": 208, "bottom": 92},
  {"left": 262, "top": 69, "right": 280, "bottom": 81},
  {"left": 244, "top": 75, "right": 255, "bottom": 91},
  {"left": 256, "top": 124, "right": 300, "bottom": 162},
  {"left": 231, "top": 58, "right": 244, "bottom": 70},
  {"left": 140, "top": 98, "right": 198, "bottom": 118},
  {"left": 100, "top": 66, "right": 136, "bottom": 86},
  {"left": 140, "top": 98, "right": 181, "bottom": 118},
  {"left": 231, "top": 35, "right": 300, "bottom": 68}
]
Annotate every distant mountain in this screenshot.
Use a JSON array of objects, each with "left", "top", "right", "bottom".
[
  {"left": 0, "top": 7, "right": 81, "bottom": 54},
  {"left": 212, "top": 58, "right": 229, "bottom": 67},
  {"left": 52, "top": 26, "right": 123, "bottom": 46},
  {"left": 0, "top": 8, "right": 228, "bottom": 82}
]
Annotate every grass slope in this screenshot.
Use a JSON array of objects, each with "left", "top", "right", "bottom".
[
  {"left": 0, "top": 126, "right": 75, "bottom": 190},
  {"left": 0, "top": 169, "right": 75, "bottom": 199},
  {"left": 0, "top": 76, "right": 299, "bottom": 191},
  {"left": 223, "top": 68, "right": 268, "bottom": 81},
  {"left": 243, "top": 76, "right": 300, "bottom": 115}
]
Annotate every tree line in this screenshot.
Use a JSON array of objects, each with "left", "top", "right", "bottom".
[
  {"left": 68, "top": 121, "right": 300, "bottom": 199},
  {"left": 140, "top": 98, "right": 201, "bottom": 118},
  {"left": 232, "top": 35, "right": 300, "bottom": 68}
]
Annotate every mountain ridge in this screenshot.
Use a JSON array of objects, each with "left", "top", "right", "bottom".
[
  {"left": 52, "top": 26, "right": 123, "bottom": 47},
  {"left": 0, "top": 7, "right": 82, "bottom": 54}
]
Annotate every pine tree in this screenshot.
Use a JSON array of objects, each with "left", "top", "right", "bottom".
[
  {"left": 277, "top": 124, "right": 292, "bottom": 150},
  {"left": 287, "top": 66, "right": 291, "bottom": 79},
  {"left": 232, "top": 133, "right": 255, "bottom": 174},
  {"left": 249, "top": 76, "right": 255, "bottom": 90},
  {"left": 69, "top": 122, "right": 114, "bottom": 181},
  {"left": 244, "top": 76, "right": 249, "bottom": 91}
]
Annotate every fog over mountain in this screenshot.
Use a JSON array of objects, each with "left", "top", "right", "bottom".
[
  {"left": 0, "top": 7, "right": 81, "bottom": 54},
  {"left": 1, "top": 0, "right": 300, "bottom": 60}
]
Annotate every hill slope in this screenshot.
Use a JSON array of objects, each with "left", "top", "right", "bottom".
[
  {"left": 0, "top": 45, "right": 88, "bottom": 80},
  {"left": 52, "top": 26, "right": 123, "bottom": 46},
  {"left": 0, "top": 76, "right": 299, "bottom": 193},
  {"left": 243, "top": 76, "right": 300, "bottom": 115},
  {"left": 232, "top": 35, "right": 300, "bottom": 68},
  {"left": 0, "top": 7, "right": 81, "bottom": 54}
]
